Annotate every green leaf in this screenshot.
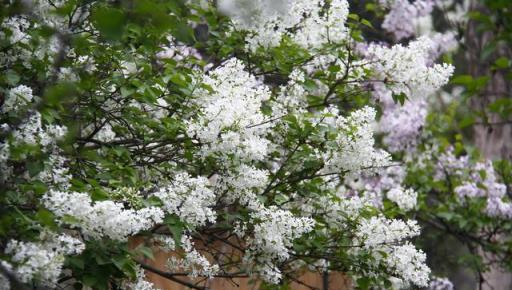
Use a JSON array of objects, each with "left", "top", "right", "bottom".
[
  {"left": 113, "top": 255, "right": 137, "bottom": 277},
  {"left": 481, "top": 42, "right": 496, "bottom": 61},
  {"left": 172, "top": 21, "right": 195, "bottom": 44},
  {"left": 459, "top": 115, "right": 475, "bottom": 129},
  {"left": 361, "top": 19, "right": 373, "bottom": 28},
  {"left": 5, "top": 70, "right": 20, "bottom": 86},
  {"left": 35, "top": 208, "right": 57, "bottom": 228},
  {"left": 392, "top": 92, "right": 407, "bottom": 105},
  {"left": 91, "top": 6, "right": 126, "bottom": 40},
  {"left": 27, "top": 160, "right": 45, "bottom": 177},
  {"left": 356, "top": 277, "right": 371, "bottom": 290},
  {"left": 438, "top": 212, "right": 454, "bottom": 221},
  {"left": 165, "top": 215, "right": 184, "bottom": 245},
  {"left": 450, "top": 75, "right": 473, "bottom": 85},
  {"left": 493, "top": 57, "right": 510, "bottom": 69},
  {"left": 135, "top": 245, "right": 155, "bottom": 260},
  {"left": 348, "top": 13, "right": 360, "bottom": 21},
  {"left": 67, "top": 256, "right": 85, "bottom": 270},
  {"left": 170, "top": 73, "right": 189, "bottom": 87}
]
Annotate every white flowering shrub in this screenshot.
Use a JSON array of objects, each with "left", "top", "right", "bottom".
[{"left": 3, "top": 0, "right": 508, "bottom": 290}]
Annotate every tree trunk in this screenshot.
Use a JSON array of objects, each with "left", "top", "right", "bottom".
[{"left": 466, "top": 1, "right": 512, "bottom": 289}]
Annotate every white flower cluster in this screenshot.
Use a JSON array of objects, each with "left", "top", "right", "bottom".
[
  {"left": 323, "top": 106, "right": 391, "bottom": 173},
  {"left": 123, "top": 267, "right": 161, "bottom": 290},
  {"left": 274, "top": 69, "right": 308, "bottom": 113},
  {"left": 1, "top": 1, "right": 82, "bottom": 70},
  {"left": 168, "top": 235, "right": 220, "bottom": 278},
  {"left": 95, "top": 123, "right": 117, "bottom": 143},
  {"left": 292, "top": 0, "right": 350, "bottom": 49},
  {"left": 386, "top": 242, "right": 430, "bottom": 287},
  {"left": 43, "top": 190, "right": 164, "bottom": 240},
  {"left": 0, "top": 17, "right": 32, "bottom": 67},
  {"left": 1, "top": 110, "right": 69, "bottom": 184},
  {"left": 249, "top": 206, "right": 315, "bottom": 260},
  {"left": 219, "top": 0, "right": 349, "bottom": 50},
  {"left": 187, "top": 58, "right": 272, "bottom": 161},
  {"left": 216, "top": 164, "right": 269, "bottom": 207},
  {"left": 387, "top": 187, "right": 418, "bottom": 211},
  {"left": 2, "top": 85, "right": 34, "bottom": 113},
  {"left": 353, "top": 216, "right": 429, "bottom": 287},
  {"left": 1, "top": 17, "right": 31, "bottom": 45},
  {"left": 345, "top": 165, "right": 407, "bottom": 208},
  {"left": 153, "top": 172, "right": 217, "bottom": 227},
  {"left": 37, "top": 153, "right": 72, "bottom": 189},
  {"left": 243, "top": 206, "right": 315, "bottom": 283},
  {"left": 0, "top": 143, "right": 12, "bottom": 183},
  {"left": 354, "top": 216, "right": 420, "bottom": 248},
  {"left": 3, "top": 233, "right": 84, "bottom": 287},
  {"left": 152, "top": 235, "right": 176, "bottom": 252},
  {"left": 366, "top": 36, "right": 454, "bottom": 98},
  {"left": 11, "top": 111, "right": 67, "bottom": 147}
]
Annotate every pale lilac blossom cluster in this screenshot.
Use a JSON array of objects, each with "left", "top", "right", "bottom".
[
  {"left": 379, "top": 98, "right": 428, "bottom": 153},
  {"left": 156, "top": 36, "right": 202, "bottom": 61},
  {"left": 435, "top": 149, "right": 512, "bottom": 218},
  {"left": 379, "top": 0, "right": 435, "bottom": 40},
  {"left": 428, "top": 277, "right": 454, "bottom": 290}
]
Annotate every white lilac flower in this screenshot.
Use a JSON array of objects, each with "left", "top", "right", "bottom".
[
  {"left": 4, "top": 233, "right": 84, "bottom": 287},
  {"left": 219, "top": 0, "right": 349, "bottom": 50},
  {"left": 2, "top": 85, "right": 34, "bottom": 113},
  {"left": 386, "top": 242, "right": 431, "bottom": 287},
  {"left": 387, "top": 187, "right": 418, "bottom": 211},
  {"left": 124, "top": 267, "right": 161, "bottom": 290},
  {"left": 366, "top": 36, "right": 454, "bottom": 98},
  {"left": 167, "top": 235, "right": 219, "bottom": 278},
  {"left": 152, "top": 172, "right": 217, "bottom": 227},
  {"left": 323, "top": 106, "right": 391, "bottom": 173},
  {"left": 187, "top": 58, "right": 273, "bottom": 161},
  {"left": 43, "top": 190, "right": 164, "bottom": 241},
  {"left": 354, "top": 216, "right": 420, "bottom": 248}
]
